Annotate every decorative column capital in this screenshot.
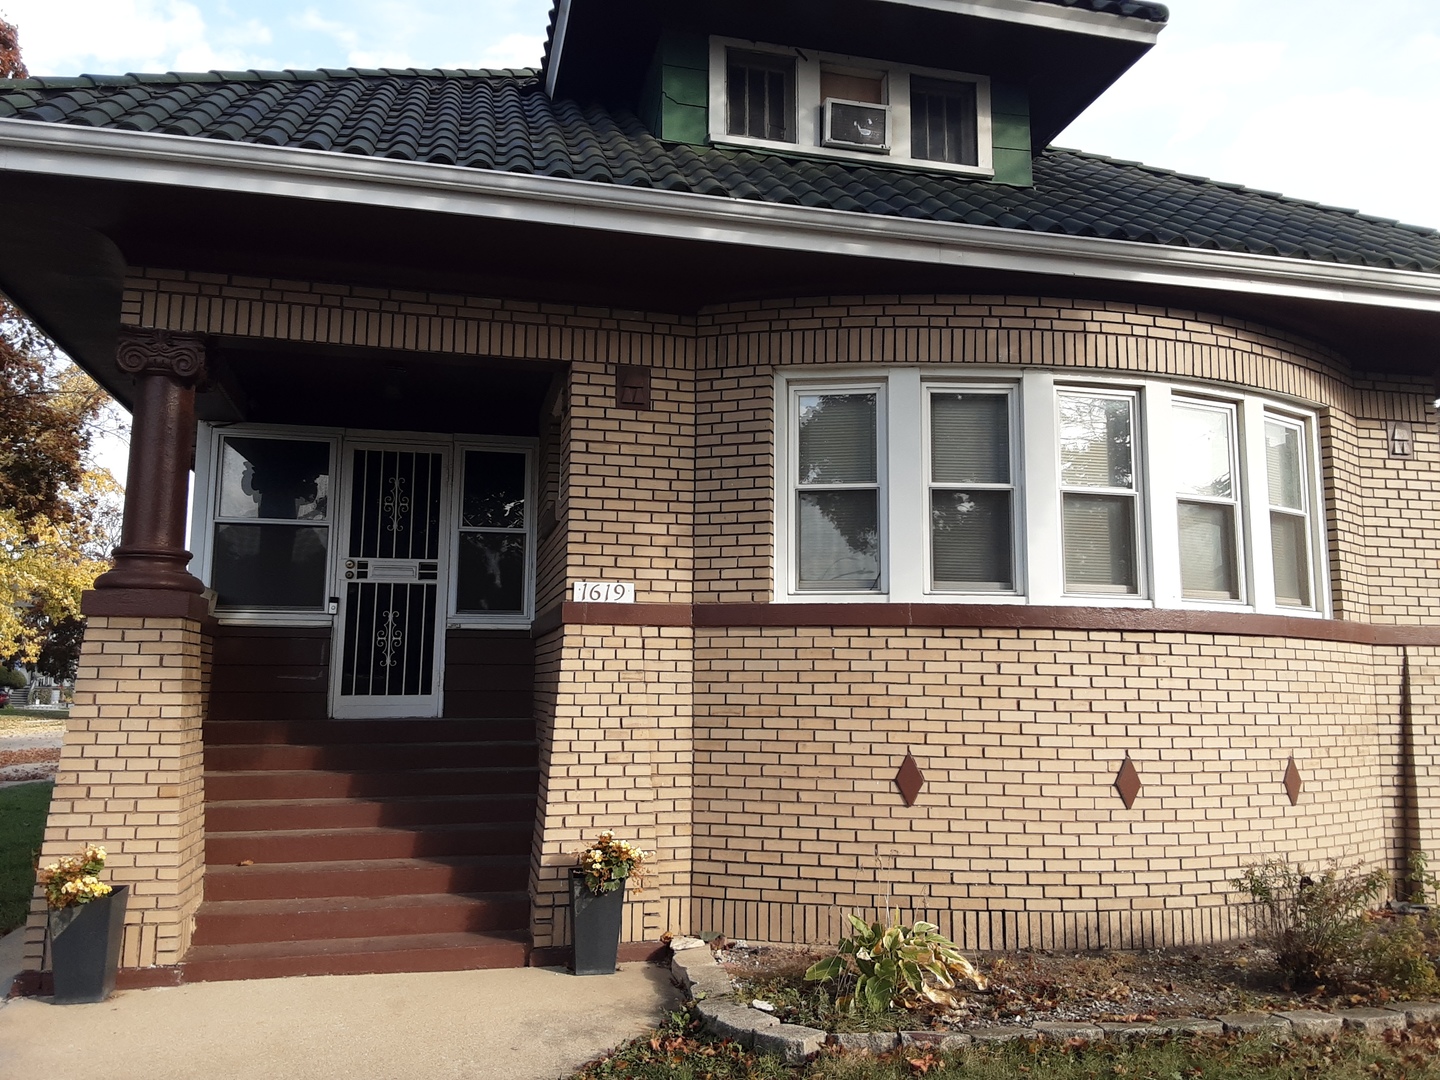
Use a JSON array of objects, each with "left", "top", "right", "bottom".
[{"left": 116, "top": 327, "right": 207, "bottom": 385}]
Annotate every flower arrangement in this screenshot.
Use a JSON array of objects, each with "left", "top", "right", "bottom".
[
  {"left": 573, "top": 831, "right": 653, "bottom": 896},
  {"left": 37, "top": 845, "right": 113, "bottom": 910}
]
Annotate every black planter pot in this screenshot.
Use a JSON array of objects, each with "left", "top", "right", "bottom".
[
  {"left": 48, "top": 885, "right": 128, "bottom": 1004},
  {"left": 569, "top": 870, "right": 625, "bottom": 976}
]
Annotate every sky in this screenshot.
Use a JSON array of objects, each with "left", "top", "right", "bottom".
[{"left": 2, "top": 0, "right": 1437, "bottom": 478}]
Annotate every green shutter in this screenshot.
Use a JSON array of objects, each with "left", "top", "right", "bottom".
[{"left": 638, "top": 30, "right": 710, "bottom": 145}]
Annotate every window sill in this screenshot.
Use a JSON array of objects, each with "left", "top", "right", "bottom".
[{"left": 711, "top": 136, "right": 996, "bottom": 178}]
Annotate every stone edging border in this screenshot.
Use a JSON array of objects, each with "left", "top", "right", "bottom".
[{"left": 669, "top": 943, "right": 1440, "bottom": 1066}]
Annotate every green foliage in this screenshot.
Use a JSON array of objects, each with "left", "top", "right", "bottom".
[
  {"left": 1357, "top": 915, "right": 1440, "bottom": 998},
  {"left": 1233, "top": 857, "right": 1389, "bottom": 987},
  {"left": 804, "top": 914, "right": 987, "bottom": 1016},
  {"left": 0, "top": 781, "right": 51, "bottom": 934},
  {"left": 1408, "top": 850, "right": 1440, "bottom": 908},
  {"left": 0, "top": 667, "right": 24, "bottom": 688}
]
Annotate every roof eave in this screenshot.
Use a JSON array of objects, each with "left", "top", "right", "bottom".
[{"left": 1, "top": 117, "right": 1437, "bottom": 318}]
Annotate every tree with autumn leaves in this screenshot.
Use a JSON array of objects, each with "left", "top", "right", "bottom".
[{"left": 0, "top": 12, "right": 122, "bottom": 679}]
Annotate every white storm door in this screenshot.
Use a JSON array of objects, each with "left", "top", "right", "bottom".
[{"left": 330, "top": 443, "right": 449, "bottom": 718}]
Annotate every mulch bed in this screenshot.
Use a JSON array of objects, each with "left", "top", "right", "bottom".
[{"left": 718, "top": 939, "right": 1406, "bottom": 1029}]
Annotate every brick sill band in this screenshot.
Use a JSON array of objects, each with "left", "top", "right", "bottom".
[{"left": 537, "top": 602, "right": 1440, "bottom": 648}]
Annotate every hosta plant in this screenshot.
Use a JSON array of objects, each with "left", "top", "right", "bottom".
[{"left": 804, "top": 913, "right": 987, "bottom": 1015}]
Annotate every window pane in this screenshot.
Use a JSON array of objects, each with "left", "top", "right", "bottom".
[
  {"left": 798, "top": 490, "right": 879, "bottom": 589},
  {"left": 1178, "top": 501, "right": 1239, "bottom": 599},
  {"left": 798, "top": 393, "right": 877, "bottom": 484},
  {"left": 910, "top": 77, "right": 977, "bottom": 165},
  {"left": 1265, "top": 421, "right": 1304, "bottom": 510},
  {"left": 212, "top": 523, "right": 328, "bottom": 609},
  {"left": 727, "top": 51, "right": 793, "bottom": 141},
  {"left": 455, "top": 533, "right": 527, "bottom": 613},
  {"left": 1063, "top": 493, "right": 1136, "bottom": 592},
  {"left": 931, "top": 394, "right": 1009, "bottom": 484},
  {"left": 1271, "top": 512, "right": 1311, "bottom": 607},
  {"left": 462, "top": 451, "right": 526, "bottom": 529},
  {"left": 1060, "top": 396, "right": 1133, "bottom": 489},
  {"left": 219, "top": 437, "right": 329, "bottom": 521},
  {"left": 931, "top": 490, "right": 1012, "bottom": 589},
  {"left": 1174, "top": 405, "right": 1233, "bottom": 498}
]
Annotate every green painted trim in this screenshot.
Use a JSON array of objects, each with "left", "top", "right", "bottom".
[
  {"left": 662, "top": 100, "right": 709, "bottom": 146},
  {"left": 991, "top": 81, "right": 1029, "bottom": 118},
  {"left": 992, "top": 110, "right": 1032, "bottom": 154},
  {"left": 638, "top": 30, "right": 710, "bottom": 145},
  {"left": 993, "top": 147, "right": 1033, "bottom": 187}
]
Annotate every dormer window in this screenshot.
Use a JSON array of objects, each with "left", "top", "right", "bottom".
[
  {"left": 726, "top": 50, "right": 795, "bottom": 142},
  {"left": 711, "top": 38, "right": 993, "bottom": 176},
  {"left": 910, "top": 77, "right": 979, "bottom": 167}
]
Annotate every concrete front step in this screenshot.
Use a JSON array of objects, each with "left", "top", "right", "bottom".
[
  {"left": 206, "top": 823, "right": 532, "bottom": 864},
  {"left": 181, "top": 930, "right": 531, "bottom": 982},
  {"left": 205, "top": 793, "right": 536, "bottom": 832},
  {"left": 191, "top": 891, "right": 531, "bottom": 946},
  {"left": 203, "top": 717, "right": 536, "bottom": 745},
  {"left": 205, "top": 740, "right": 538, "bottom": 772},
  {"left": 205, "top": 856, "right": 530, "bottom": 901},
  {"left": 205, "top": 767, "right": 539, "bottom": 801}
]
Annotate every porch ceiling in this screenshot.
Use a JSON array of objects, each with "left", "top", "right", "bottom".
[{"left": 1, "top": 168, "right": 1437, "bottom": 411}]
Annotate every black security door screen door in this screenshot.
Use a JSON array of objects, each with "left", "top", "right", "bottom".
[{"left": 332, "top": 445, "right": 447, "bottom": 718}]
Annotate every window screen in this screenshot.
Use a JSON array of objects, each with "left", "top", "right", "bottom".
[
  {"left": 929, "top": 392, "right": 1014, "bottom": 590},
  {"left": 910, "top": 76, "right": 978, "bottom": 166},
  {"left": 795, "top": 391, "right": 881, "bottom": 590},
  {"left": 727, "top": 50, "right": 795, "bottom": 142}
]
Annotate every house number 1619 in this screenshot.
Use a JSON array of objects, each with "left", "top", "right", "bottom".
[{"left": 571, "top": 581, "right": 636, "bottom": 603}]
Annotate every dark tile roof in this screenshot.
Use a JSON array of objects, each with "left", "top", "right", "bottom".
[{"left": 0, "top": 68, "right": 1435, "bottom": 275}]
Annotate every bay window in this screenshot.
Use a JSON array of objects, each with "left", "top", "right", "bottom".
[{"left": 778, "top": 372, "right": 1327, "bottom": 614}]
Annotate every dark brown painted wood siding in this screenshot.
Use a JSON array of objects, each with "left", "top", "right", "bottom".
[
  {"left": 206, "top": 626, "right": 535, "bottom": 723},
  {"left": 442, "top": 630, "right": 535, "bottom": 720}
]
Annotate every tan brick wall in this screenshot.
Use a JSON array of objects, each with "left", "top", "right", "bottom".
[
  {"left": 109, "top": 272, "right": 1440, "bottom": 954},
  {"left": 529, "top": 625, "right": 694, "bottom": 949},
  {"left": 692, "top": 626, "right": 1410, "bottom": 950},
  {"left": 23, "top": 615, "right": 208, "bottom": 973}
]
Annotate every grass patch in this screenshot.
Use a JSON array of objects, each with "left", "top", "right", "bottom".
[
  {"left": 575, "top": 1010, "right": 1440, "bottom": 1080},
  {"left": 0, "top": 707, "right": 68, "bottom": 722},
  {"left": 0, "top": 782, "right": 52, "bottom": 934}
]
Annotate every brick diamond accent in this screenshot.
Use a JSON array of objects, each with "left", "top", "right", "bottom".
[
  {"left": 1114, "top": 757, "right": 1142, "bottom": 809},
  {"left": 1284, "top": 756, "right": 1303, "bottom": 806},
  {"left": 895, "top": 752, "right": 926, "bottom": 807}
]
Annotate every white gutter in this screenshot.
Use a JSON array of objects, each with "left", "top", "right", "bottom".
[
  {"left": 0, "top": 118, "right": 1437, "bottom": 315},
  {"left": 880, "top": 0, "right": 1165, "bottom": 44}
]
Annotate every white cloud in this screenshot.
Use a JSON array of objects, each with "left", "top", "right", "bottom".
[
  {"left": 1, "top": 0, "right": 219, "bottom": 74},
  {"left": 473, "top": 32, "right": 543, "bottom": 69}
]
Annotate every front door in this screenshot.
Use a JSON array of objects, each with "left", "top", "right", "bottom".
[{"left": 330, "top": 442, "right": 449, "bottom": 718}]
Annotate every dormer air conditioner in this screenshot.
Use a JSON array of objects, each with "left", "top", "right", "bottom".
[{"left": 822, "top": 99, "right": 890, "bottom": 153}]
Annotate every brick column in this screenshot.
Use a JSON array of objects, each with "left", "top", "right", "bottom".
[{"left": 19, "top": 328, "right": 211, "bottom": 985}]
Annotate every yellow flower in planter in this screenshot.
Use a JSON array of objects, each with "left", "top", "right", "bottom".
[
  {"left": 37, "top": 844, "right": 114, "bottom": 909},
  {"left": 572, "top": 831, "right": 654, "bottom": 896}
]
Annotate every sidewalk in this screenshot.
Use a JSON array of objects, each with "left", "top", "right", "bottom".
[{"left": 0, "top": 945, "right": 680, "bottom": 1080}]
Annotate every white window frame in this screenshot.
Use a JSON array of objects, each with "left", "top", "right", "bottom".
[
  {"left": 1056, "top": 385, "right": 1147, "bottom": 599},
  {"left": 1171, "top": 396, "right": 1245, "bottom": 604},
  {"left": 777, "top": 377, "right": 889, "bottom": 599},
  {"left": 774, "top": 370, "right": 1330, "bottom": 617},
  {"left": 192, "top": 423, "right": 342, "bottom": 627},
  {"left": 448, "top": 439, "right": 538, "bottom": 629},
  {"left": 1257, "top": 408, "right": 1324, "bottom": 612},
  {"left": 193, "top": 425, "right": 539, "bottom": 627},
  {"left": 709, "top": 37, "right": 994, "bottom": 176},
  {"left": 922, "top": 381, "right": 1024, "bottom": 596}
]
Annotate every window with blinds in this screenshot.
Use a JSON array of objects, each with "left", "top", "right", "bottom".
[
  {"left": 1174, "top": 401, "right": 1241, "bottom": 600},
  {"left": 1265, "top": 417, "right": 1312, "bottom": 608},
  {"left": 727, "top": 50, "right": 796, "bottom": 142},
  {"left": 794, "top": 389, "right": 882, "bottom": 591},
  {"left": 910, "top": 76, "right": 979, "bottom": 166},
  {"left": 777, "top": 374, "right": 1325, "bottom": 612},
  {"left": 928, "top": 390, "right": 1014, "bottom": 590},
  {"left": 1058, "top": 392, "right": 1139, "bottom": 594}
]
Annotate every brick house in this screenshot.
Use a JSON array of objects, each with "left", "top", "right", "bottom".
[{"left": 5, "top": 0, "right": 1440, "bottom": 988}]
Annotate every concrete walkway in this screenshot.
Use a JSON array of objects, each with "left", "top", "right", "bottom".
[{"left": 0, "top": 951, "right": 680, "bottom": 1080}]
